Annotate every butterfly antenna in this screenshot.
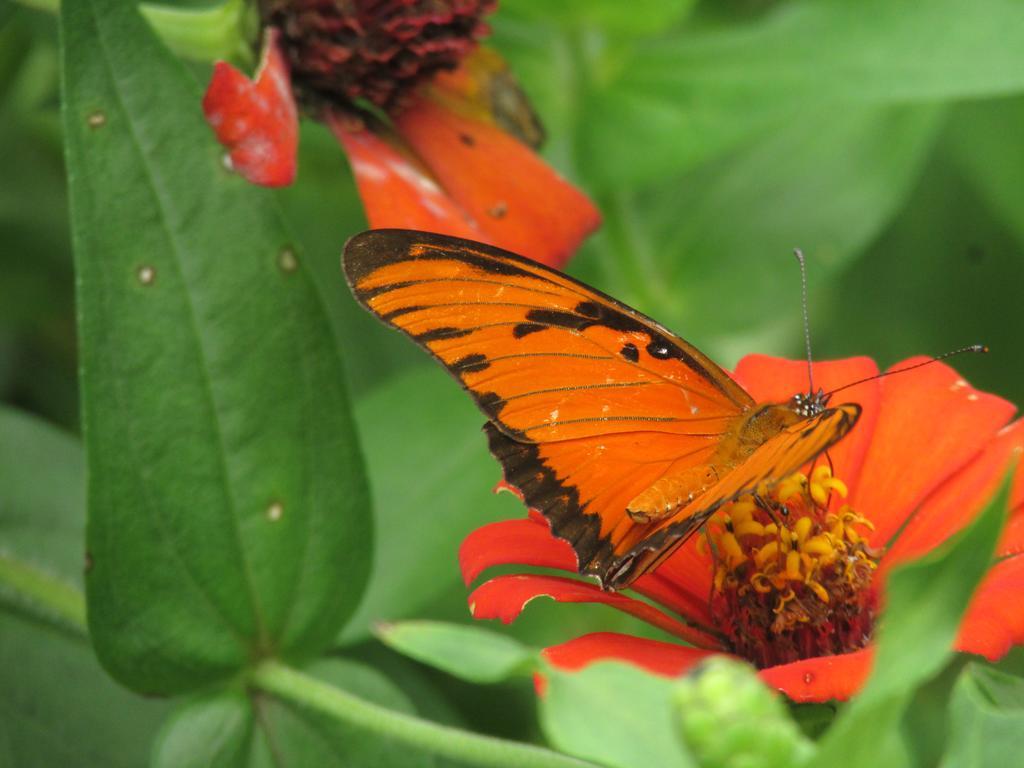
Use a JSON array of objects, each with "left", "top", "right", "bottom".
[
  {"left": 794, "top": 248, "right": 815, "bottom": 394},
  {"left": 825, "top": 344, "right": 989, "bottom": 398}
]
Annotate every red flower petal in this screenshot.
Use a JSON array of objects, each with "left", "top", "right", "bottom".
[
  {"left": 636, "top": 542, "right": 715, "bottom": 626},
  {"left": 459, "top": 517, "right": 577, "bottom": 586},
  {"left": 394, "top": 97, "right": 600, "bottom": 268},
  {"left": 850, "top": 358, "right": 1015, "bottom": 546},
  {"left": 460, "top": 514, "right": 715, "bottom": 625},
  {"left": 542, "top": 632, "right": 713, "bottom": 676},
  {"left": 956, "top": 554, "right": 1024, "bottom": 660},
  {"left": 733, "top": 355, "right": 882, "bottom": 487},
  {"left": 202, "top": 30, "right": 297, "bottom": 187},
  {"left": 469, "top": 574, "right": 723, "bottom": 650},
  {"left": 758, "top": 647, "right": 875, "bottom": 703},
  {"left": 330, "top": 120, "right": 480, "bottom": 238},
  {"left": 884, "top": 419, "right": 1024, "bottom": 570},
  {"left": 998, "top": 444, "right": 1024, "bottom": 557}
]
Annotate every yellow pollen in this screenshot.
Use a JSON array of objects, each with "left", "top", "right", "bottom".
[
  {"left": 720, "top": 532, "right": 745, "bottom": 567},
  {"left": 776, "top": 473, "right": 807, "bottom": 503},
  {"left": 705, "top": 469, "right": 879, "bottom": 618},
  {"left": 754, "top": 540, "right": 779, "bottom": 568},
  {"left": 810, "top": 465, "right": 848, "bottom": 505},
  {"left": 706, "top": 469, "right": 881, "bottom": 666},
  {"left": 807, "top": 579, "right": 831, "bottom": 603},
  {"left": 785, "top": 550, "right": 803, "bottom": 580},
  {"left": 773, "top": 588, "right": 796, "bottom": 614},
  {"left": 804, "top": 535, "right": 835, "bottom": 557},
  {"left": 735, "top": 519, "right": 766, "bottom": 538},
  {"left": 793, "top": 515, "right": 813, "bottom": 545},
  {"left": 730, "top": 500, "right": 756, "bottom": 520}
]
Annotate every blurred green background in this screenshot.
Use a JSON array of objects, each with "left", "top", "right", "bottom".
[{"left": 3, "top": 0, "right": 1024, "bottom": 763}]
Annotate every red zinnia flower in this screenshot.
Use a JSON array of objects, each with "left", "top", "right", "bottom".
[
  {"left": 460, "top": 355, "right": 1024, "bottom": 702},
  {"left": 201, "top": 1, "right": 600, "bottom": 268}
]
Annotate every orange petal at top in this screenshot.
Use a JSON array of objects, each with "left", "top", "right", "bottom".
[
  {"left": 394, "top": 96, "right": 600, "bottom": 269},
  {"left": 330, "top": 116, "right": 479, "bottom": 239}
]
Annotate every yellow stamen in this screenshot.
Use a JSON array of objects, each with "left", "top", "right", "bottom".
[
  {"left": 809, "top": 481, "right": 829, "bottom": 506},
  {"left": 773, "top": 588, "right": 796, "bottom": 614},
  {"left": 785, "top": 550, "right": 803, "bottom": 580},
  {"left": 827, "top": 477, "right": 848, "bottom": 497},
  {"left": 776, "top": 473, "right": 807, "bottom": 503},
  {"left": 735, "top": 519, "right": 766, "bottom": 538},
  {"left": 807, "top": 579, "right": 830, "bottom": 603},
  {"left": 803, "top": 535, "right": 835, "bottom": 557},
  {"left": 705, "top": 468, "right": 882, "bottom": 665},
  {"left": 810, "top": 464, "right": 849, "bottom": 505},
  {"left": 720, "top": 532, "right": 745, "bottom": 567},
  {"left": 714, "top": 566, "right": 726, "bottom": 591},
  {"left": 754, "top": 541, "right": 779, "bottom": 568},
  {"left": 793, "top": 516, "right": 813, "bottom": 545},
  {"left": 730, "top": 501, "right": 755, "bottom": 521}
]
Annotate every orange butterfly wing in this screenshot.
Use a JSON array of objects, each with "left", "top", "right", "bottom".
[{"left": 343, "top": 229, "right": 860, "bottom": 588}]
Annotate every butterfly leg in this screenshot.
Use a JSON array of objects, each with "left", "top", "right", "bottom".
[{"left": 753, "top": 491, "right": 789, "bottom": 527}]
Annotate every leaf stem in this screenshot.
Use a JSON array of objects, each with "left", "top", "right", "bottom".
[
  {"left": 14, "top": 0, "right": 255, "bottom": 63},
  {"left": 0, "top": 553, "right": 88, "bottom": 638},
  {"left": 249, "top": 659, "right": 600, "bottom": 768}
]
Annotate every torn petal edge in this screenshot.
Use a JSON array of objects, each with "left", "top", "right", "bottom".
[{"left": 202, "top": 28, "right": 298, "bottom": 187}]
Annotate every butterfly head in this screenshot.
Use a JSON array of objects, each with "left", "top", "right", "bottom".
[{"left": 790, "top": 388, "right": 830, "bottom": 418}]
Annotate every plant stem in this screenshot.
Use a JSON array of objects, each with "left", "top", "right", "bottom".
[
  {"left": 14, "top": 0, "right": 255, "bottom": 63},
  {"left": 250, "top": 659, "right": 599, "bottom": 768},
  {"left": 0, "top": 553, "right": 88, "bottom": 637}
]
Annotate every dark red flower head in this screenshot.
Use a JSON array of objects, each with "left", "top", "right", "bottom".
[
  {"left": 203, "top": 2, "right": 600, "bottom": 266},
  {"left": 264, "top": 0, "right": 497, "bottom": 114}
]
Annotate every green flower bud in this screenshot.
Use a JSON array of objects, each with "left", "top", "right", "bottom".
[{"left": 674, "top": 657, "right": 816, "bottom": 768}]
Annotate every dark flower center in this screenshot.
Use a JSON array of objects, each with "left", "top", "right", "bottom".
[
  {"left": 263, "top": 0, "right": 497, "bottom": 114},
  {"left": 704, "top": 467, "right": 881, "bottom": 668}
]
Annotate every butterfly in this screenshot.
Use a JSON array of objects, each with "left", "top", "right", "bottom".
[{"left": 343, "top": 229, "right": 861, "bottom": 591}]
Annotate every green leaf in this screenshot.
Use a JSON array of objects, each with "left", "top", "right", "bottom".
[
  {"left": 153, "top": 658, "right": 440, "bottom": 768},
  {"left": 820, "top": 142, "right": 1024, "bottom": 409},
  {"left": 60, "top": 0, "right": 370, "bottom": 693},
  {"left": 539, "top": 661, "right": 696, "bottom": 768},
  {"left": 377, "top": 620, "right": 535, "bottom": 684},
  {"left": 940, "top": 663, "right": 1024, "bottom": 767},
  {"left": 502, "top": 0, "right": 696, "bottom": 37},
  {"left": 575, "top": 105, "right": 941, "bottom": 352},
  {"left": 0, "top": 408, "right": 169, "bottom": 768},
  {"left": 341, "top": 366, "right": 519, "bottom": 643},
  {"left": 0, "top": 406, "right": 84, "bottom": 633},
  {"left": 150, "top": 691, "right": 259, "bottom": 768},
  {"left": 587, "top": 0, "right": 1024, "bottom": 186},
  {"left": 0, "top": 613, "right": 171, "bottom": 768},
  {"left": 0, "top": 406, "right": 83, "bottom": 587},
  {"left": 811, "top": 469, "right": 1012, "bottom": 768},
  {"left": 946, "top": 96, "right": 1024, "bottom": 246}
]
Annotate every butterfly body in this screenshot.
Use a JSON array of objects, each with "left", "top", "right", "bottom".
[{"left": 344, "top": 230, "right": 860, "bottom": 591}]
